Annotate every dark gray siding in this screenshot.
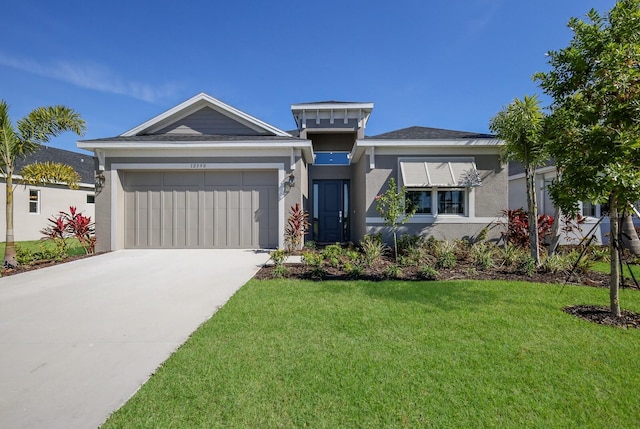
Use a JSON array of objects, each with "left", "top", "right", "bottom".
[{"left": 152, "top": 107, "right": 263, "bottom": 136}]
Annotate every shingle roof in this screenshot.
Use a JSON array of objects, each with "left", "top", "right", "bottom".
[
  {"left": 80, "top": 134, "right": 304, "bottom": 143},
  {"left": 367, "top": 126, "right": 495, "bottom": 140},
  {"left": 15, "top": 146, "right": 95, "bottom": 184}
]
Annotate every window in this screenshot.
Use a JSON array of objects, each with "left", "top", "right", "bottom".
[
  {"left": 29, "top": 190, "right": 40, "bottom": 214},
  {"left": 87, "top": 194, "right": 95, "bottom": 204},
  {"left": 581, "top": 201, "right": 597, "bottom": 217},
  {"left": 406, "top": 188, "right": 466, "bottom": 216},
  {"left": 407, "top": 190, "right": 432, "bottom": 214},
  {"left": 313, "top": 152, "right": 350, "bottom": 165},
  {"left": 438, "top": 189, "right": 465, "bottom": 214}
]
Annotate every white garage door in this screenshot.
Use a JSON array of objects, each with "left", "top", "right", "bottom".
[{"left": 123, "top": 170, "right": 278, "bottom": 248}]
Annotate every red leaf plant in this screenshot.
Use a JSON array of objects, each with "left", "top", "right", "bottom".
[
  {"left": 40, "top": 206, "right": 96, "bottom": 254},
  {"left": 284, "top": 203, "right": 309, "bottom": 253}
]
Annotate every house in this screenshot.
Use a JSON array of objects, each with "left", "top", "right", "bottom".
[
  {"left": 0, "top": 146, "right": 96, "bottom": 241},
  {"left": 78, "top": 93, "right": 507, "bottom": 252},
  {"left": 508, "top": 161, "right": 633, "bottom": 245}
]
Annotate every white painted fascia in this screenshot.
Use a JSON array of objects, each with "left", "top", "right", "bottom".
[
  {"left": 350, "top": 138, "right": 504, "bottom": 163},
  {"left": 78, "top": 140, "right": 314, "bottom": 163},
  {"left": 121, "top": 93, "right": 292, "bottom": 137},
  {"left": 291, "top": 102, "right": 374, "bottom": 111}
]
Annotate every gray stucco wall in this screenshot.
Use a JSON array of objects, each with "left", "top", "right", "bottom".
[{"left": 363, "top": 153, "right": 507, "bottom": 244}]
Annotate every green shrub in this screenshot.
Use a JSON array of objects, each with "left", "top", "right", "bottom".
[
  {"left": 304, "top": 241, "right": 317, "bottom": 250},
  {"left": 272, "top": 265, "right": 289, "bottom": 278},
  {"left": 397, "top": 234, "right": 425, "bottom": 255},
  {"left": 471, "top": 243, "right": 494, "bottom": 270},
  {"left": 322, "top": 244, "right": 343, "bottom": 267},
  {"left": 566, "top": 250, "right": 594, "bottom": 274},
  {"left": 587, "top": 246, "right": 610, "bottom": 262},
  {"left": 344, "top": 261, "right": 364, "bottom": 278},
  {"left": 516, "top": 254, "right": 537, "bottom": 277},
  {"left": 360, "top": 234, "right": 386, "bottom": 266},
  {"left": 38, "top": 241, "right": 68, "bottom": 261},
  {"left": 435, "top": 241, "right": 457, "bottom": 269},
  {"left": 269, "top": 249, "right": 287, "bottom": 266},
  {"left": 541, "top": 253, "right": 570, "bottom": 274},
  {"left": 302, "top": 251, "right": 325, "bottom": 278},
  {"left": 15, "top": 245, "right": 36, "bottom": 265},
  {"left": 418, "top": 265, "right": 439, "bottom": 280},
  {"left": 499, "top": 243, "right": 525, "bottom": 268},
  {"left": 385, "top": 264, "right": 402, "bottom": 279}
]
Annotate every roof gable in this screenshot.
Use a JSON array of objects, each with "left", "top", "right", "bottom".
[{"left": 122, "top": 93, "right": 291, "bottom": 137}]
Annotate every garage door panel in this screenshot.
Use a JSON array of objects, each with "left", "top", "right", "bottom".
[
  {"left": 124, "top": 171, "right": 278, "bottom": 249},
  {"left": 205, "top": 171, "right": 242, "bottom": 186}
]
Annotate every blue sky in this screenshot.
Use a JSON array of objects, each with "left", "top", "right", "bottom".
[{"left": 1, "top": 0, "right": 617, "bottom": 153}]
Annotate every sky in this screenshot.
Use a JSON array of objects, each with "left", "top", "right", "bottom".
[{"left": 0, "top": 0, "right": 618, "bottom": 154}]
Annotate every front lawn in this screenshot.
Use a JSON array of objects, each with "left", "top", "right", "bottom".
[
  {"left": 103, "top": 279, "right": 640, "bottom": 428},
  {"left": 0, "top": 238, "right": 86, "bottom": 260}
]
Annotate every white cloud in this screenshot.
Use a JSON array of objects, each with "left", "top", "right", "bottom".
[{"left": 0, "top": 53, "right": 177, "bottom": 103}]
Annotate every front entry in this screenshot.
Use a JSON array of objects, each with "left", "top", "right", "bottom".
[{"left": 313, "top": 180, "right": 349, "bottom": 243}]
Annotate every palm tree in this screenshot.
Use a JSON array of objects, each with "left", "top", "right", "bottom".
[
  {"left": 490, "top": 95, "right": 547, "bottom": 264},
  {"left": 0, "top": 101, "right": 86, "bottom": 268}
]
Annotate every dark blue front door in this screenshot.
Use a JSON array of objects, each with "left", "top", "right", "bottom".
[{"left": 314, "top": 180, "right": 349, "bottom": 243}]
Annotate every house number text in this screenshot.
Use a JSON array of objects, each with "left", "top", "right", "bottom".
[{"left": 190, "top": 163, "right": 207, "bottom": 169}]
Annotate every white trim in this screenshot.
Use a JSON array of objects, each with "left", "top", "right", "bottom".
[
  {"left": 368, "top": 147, "right": 375, "bottom": 169},
  {"left": 291, "top": 102, "right": 374, "bottom": 111},
  {"left": 28, "top": 189, "right": 41, "bottom": 214},
  {"left": 358, "top": 138, "right": 503, "bottom": 147},
  {"left": 366, "top": 216, "right": 504, "bottom": 224},
  {"left": 122, "top": 93, "right": 291, "bottom": 137},
  {"left": 110, "top": 162, "right": 286, "bottom": 250}
]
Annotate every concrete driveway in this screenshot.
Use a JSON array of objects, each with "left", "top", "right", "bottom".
[{"left": 0, "top": 249, "right": 270, "bottom": 429}]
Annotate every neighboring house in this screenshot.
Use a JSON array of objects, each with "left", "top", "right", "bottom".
[
  {"left": 0, "top": 146, "right": 96, "bottom": 241},
  {"left": 508, "top": 161, "right": 637, "bottom": 245},
  {"left": 78, "top": 93, "right": 506, "bottom": 252}
]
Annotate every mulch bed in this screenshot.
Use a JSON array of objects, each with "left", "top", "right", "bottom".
[
  {"left": 256, "top": 259, "right": 640, "bottom": 329},
  {"left": 1, "top": 253, "right": 99, "bottom": 277}
]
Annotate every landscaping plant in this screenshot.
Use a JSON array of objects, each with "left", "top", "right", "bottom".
[
  {"left": 284, "top": 203, "right": 309, "bottom": 253},
  {"left": 374, "top": 177, "right": 417, "bottom": 261},
  {"left": 41, "top": 206, "right": 96, "bottom": 255}
]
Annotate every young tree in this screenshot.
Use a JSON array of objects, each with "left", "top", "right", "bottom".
[
  {"left": 375, "top": 177, "right": 417, "bottom": 261},
  {"left": 20, "top": 162, "right": 81, "bottom": 189},
  {"left": 0, "top": 101, "right": 86, "bottom": 268},
  {"left": 535, "top": 0, "right": 640, "bottom": 316},
  {"left": 489, "top": 95, "right": 547, "bottom": 264}
]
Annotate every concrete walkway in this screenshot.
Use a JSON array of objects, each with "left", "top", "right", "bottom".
[{"left": 0, "top": 249, "right": 270, "bottom": 429}]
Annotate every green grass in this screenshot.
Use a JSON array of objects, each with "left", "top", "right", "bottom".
[
  {"left": 592, "top": 261, "right": 640, "bottom": 281},
  {"left": 0, "top": 238, "right": 86, "bottom": 261},
  {"left": 103, "top": 279, "right": 640, "bottom": 428}
]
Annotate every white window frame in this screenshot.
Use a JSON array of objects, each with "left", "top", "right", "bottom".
[
  {"left": 29, "top": 189, "right": 40, "bottom": 214},
  {"left": 406, "top": 187, "right": 469, "bottom": 218}
]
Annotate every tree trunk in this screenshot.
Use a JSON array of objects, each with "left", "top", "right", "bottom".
[
  {"left": 547, "top": 206, "right": 562, "bottom": 256},
  {"left": 4, "top": 173, "right": 17, "bottom": 268},
  {"left": 525, "top": 168, "right": 540, "bottom": 264},
  {"left": 609, "top": 197, "right": 621, "bottom": 317}
]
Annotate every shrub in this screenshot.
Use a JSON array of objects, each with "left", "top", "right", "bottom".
[
  {"left": 272, "top": 264, "right": 289, "bottom": 278},
  {"left": 302, "top": 251, "right": 325, "bottom": 278},
  {"left": 385, "top": 264, "right": 402, "bottom": 279},
  {"left": 498, "top": 243, "right": 523, "bottom": 268},
  {"left": 418, "top": 265, "right": 439, "bottom": 280},
  {"left": 565, "top": 250, "right": 594, "bottom": 274},
  {"left": 397, "top": 234, "right": 425, "bottom": 256},
  {"left": 15, "top": 245, "right": 35, "bottom": 265},
  {"left": 41, "top": 206, "right": 96, "bottom": 254},
  {"left": 322, "top": 244, "right": 343, "bottom": 268},
  {"left": 344, "top": 261, "right": 364, "bottom": 278},
  {"left": 269, "top": 249, "right": 287, "bottom": 266},
  {"left": 471, "top": 243, "right": 495, "bottom": 270},
  {"left": 541, "top": 253, "right": 571, "bottom": 274},
  {"left": 435, "top": 241, "right": 457, "bottom": 269},
  {"left": 284, "top": 203, "right": 309, "bottom": 253},
  {"left": 516, "top": 254, "right": 537, "bottom": 277},
  {"left": 360, "top": 234, "right": 386, "bottom": 266},
  {"left": 502, "top": 208, "right": 553, "bottom": 250}
]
